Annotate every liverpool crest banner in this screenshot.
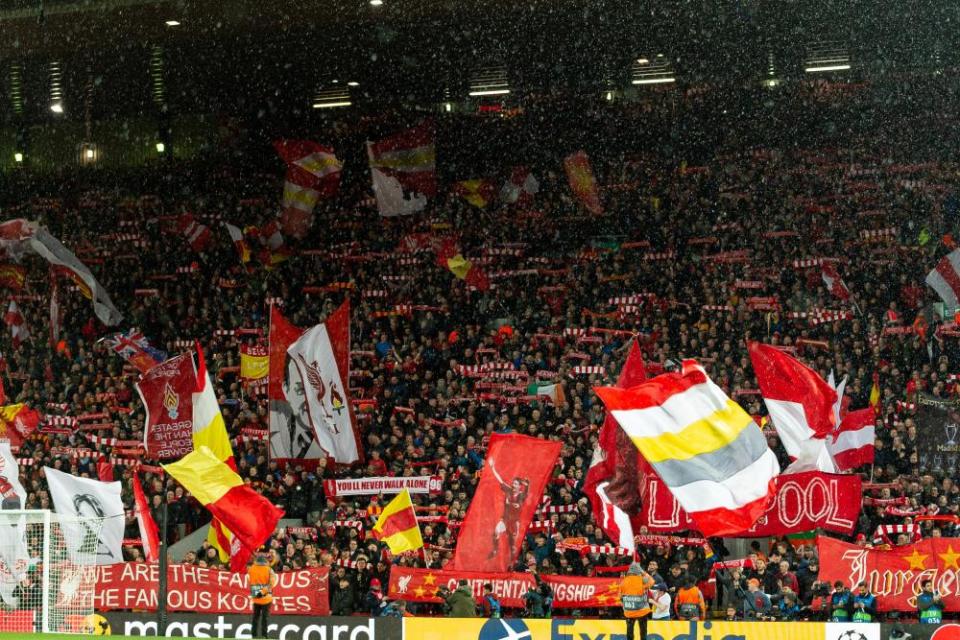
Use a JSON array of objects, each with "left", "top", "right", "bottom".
[{"left": 135, "top": 354, "right": 195, "bottom": 460}]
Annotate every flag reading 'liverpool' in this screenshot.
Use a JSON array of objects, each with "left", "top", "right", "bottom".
[
  {"left": 595, "top": 360, "right": 779, "bottom": 537},
  {"left": 451, "top": 434, "right": 561, "bottom": 572},
  {"left": 286, "top": 301, "right": 361, "bottom": 464}
]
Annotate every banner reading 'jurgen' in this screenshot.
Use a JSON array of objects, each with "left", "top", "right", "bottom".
[{"left": 818, "top": 536, "right": 960, "bottom": 611}]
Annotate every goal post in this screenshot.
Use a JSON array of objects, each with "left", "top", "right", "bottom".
[{"left": 0, "top": 509, "right": 104, "bottom": 634}]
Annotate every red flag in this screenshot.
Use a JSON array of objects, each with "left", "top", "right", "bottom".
[
  {"left": 176, "top": 214, "right": 212, "bottom": 253},
  {"left": 268, "top": 306, "right": 329, "bottom": 465},
  {"left": 132, "top": 472, "right": 160, "bottom": 562},
  {"left": 563, "top": 150, "right": 603, "bottom": 214},
  {"left": 451, "top": 434, "right": 561, "bottom": 572},
  {"left": 135, "top": 353, "right": 195, "bottom": 460},
  {"left": 748, "top": 342, "right": 838, "bottom": 471},
  {"left": 97, "top": 457, "right": 114, "bottom": 482},
  {"left": 821, "top": 263, "right": 851, "bottom": 301},
  {"left": 817, "top": 536, "right": 960, "bottom": 611},
  {"left": 4, "top": 301, "right": 29, "bottom": 348},
  {"left": 582, "top": 342, "right": 647, "bottom": 551},
  {"left": 275, "top": 140, "right": 342, "bottom": 238},
  {"left": 826, "top": 407, "right": 876, "bottom": 471}
]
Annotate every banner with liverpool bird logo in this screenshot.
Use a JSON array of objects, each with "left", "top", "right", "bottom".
[
  {"left": 135, "top": 354, "right": 195, "bottom": 460},
  {"left": 285, "top": 300, "right": 361, "bottom": 464}
]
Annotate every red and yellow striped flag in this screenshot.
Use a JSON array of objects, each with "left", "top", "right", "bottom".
[
  {"left": 372, "top": 488, "right": 423, "bottom": 555},
  {"left": 163, "top": 446, "right": 284, "bottom": 556}
]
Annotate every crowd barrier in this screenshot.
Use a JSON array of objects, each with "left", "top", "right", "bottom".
[{"left": 86, "top": 614, "right": 960, "bottom": 640}]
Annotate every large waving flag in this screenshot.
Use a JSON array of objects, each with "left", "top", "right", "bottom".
[
  {"left": 451, "top": 434, "right": 561, "bottom": 572},
  {"left": 925, "top": 248, "right": 960, "bottom": 307},
  {"left": 164, "top": 446, "right": 283, "bottom": 558},
  {"left": 274, "top": 140, "right": 342, "bottom": 239},
  {"left": 45, "top": 467, "right": 125, "bottom": 564},
  {"left": 373, "top": 488, "right": 423, "bottom": 555},
  {"left": 192, "top": 346, "right": 244, "bottom": 569},
  {"left": 748, "top": 342, "right": 838, "bottom": 472},
  {"left": 286, "top": 301, "right": 362, "bottom": 464},
  {"left": 269, "top": 307, "right": 326, "bottom": 464},
  {"left": 826, "top": 407, "right": 876, "bottom": 471},
  {"left": 583, "top": 342, "right": 647, "bottom": 552},
  {"left": 367, "top": 121, "right": 437, "bottom": 217},
  {"left": 563, "top": 150, "right": 603, "bottom": 215},
  {"left": 595, "top": 360, "right": 779, "bottom": 537}
]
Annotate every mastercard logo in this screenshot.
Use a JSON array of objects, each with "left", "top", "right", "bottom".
[{"left": 932, "top": 625, "right": 960, "bottom": 640}]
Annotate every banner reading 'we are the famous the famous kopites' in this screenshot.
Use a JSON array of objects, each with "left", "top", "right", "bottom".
[{"left": 93, "top": 563, "right": 328, "bottom": 616}]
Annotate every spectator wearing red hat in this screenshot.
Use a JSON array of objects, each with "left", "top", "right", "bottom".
[{"left": 364, "top": 577, "right": 384, "bottom": 617}]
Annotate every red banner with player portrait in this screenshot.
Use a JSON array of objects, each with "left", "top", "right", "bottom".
[
  {"left": 388, "top": 567, "right": 620, "bottom": 609},
  {"left": 641, "top": 470, "right": 861, "bottom": 536},
  {"left": 134, "top": 354, "right": 195, "bottom": 460},
  {"left": 818, "top": 537, "right": 960, "bottom": 611},
  {"left": 450, "top": 434, "right": 562, "bottom": 572}
]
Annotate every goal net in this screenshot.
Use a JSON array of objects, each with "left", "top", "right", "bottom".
[{"left": 0, "top": 509, "right": 104, "bottom": 634}]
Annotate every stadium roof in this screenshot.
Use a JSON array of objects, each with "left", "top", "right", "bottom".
[{"left": 0, "top": 0, "right": 957, "bottom": 122}]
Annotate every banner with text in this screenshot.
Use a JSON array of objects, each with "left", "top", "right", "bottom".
[
  {"left": 135, "top": 354, "right": 195, "bottom": 460},
  {"left": 641, "top": 470, "right": 860, "bottom": 536},
  {"left": 818, "top": 536, "right": 960, "bottom": 612},
  {"left": 93, "top": 563, "right": 328, "bottom": 616},
  {"left": 387, "top": 566, "right": 621, "bottom": 609},
  {"left": 322, "top": 475, "right": 443, "bottom": 497}
]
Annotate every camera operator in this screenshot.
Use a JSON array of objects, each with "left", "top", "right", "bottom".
[
  {"left": 828, "top": 581, "right": 854, "bottom": 622},
  {"left": 772, "top": 588, "right": 801, "bottom": 621},
  {"left": 741, "top": 578, "right": 772, "bottom": 620},
  {"left": 917, "top": 579, "right": 944, "bottom": 624},
  {"left": 807, "top": 581, "right": 831, "bottom": 621}
]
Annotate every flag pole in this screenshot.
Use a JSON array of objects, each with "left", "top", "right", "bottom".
[{"left": 157, "top": 475, "right": 170, "bottom": 635}]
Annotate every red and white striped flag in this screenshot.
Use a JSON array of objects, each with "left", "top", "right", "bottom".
[
  {"left": 821, "top": 263, "right": 850, "bottom": 301},
  {"left": 925, "top": 249, "right": 960, "bottom": 307},
  {"left": 275, "top": 140, "right": 342, "bottom": 238},
  {"left": 176, "top": 214, "right": 212, "bottom": 253},
  {"left": 826, "top": 407, "right": 875, "bottom": 471},
  {"left": 4, "top": 301, "right": 29, "bottom": 348}
]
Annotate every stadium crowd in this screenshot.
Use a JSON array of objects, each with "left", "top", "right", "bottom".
[{"left": 0, "top": 83, "right": 959, "bottom": 621}]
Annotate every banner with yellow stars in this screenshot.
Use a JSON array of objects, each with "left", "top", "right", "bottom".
[
  {"left": 387, "top": 566, "right": 622, "bottom": 609},
  {"left": 819, "top": 535, "right": 960, "bottom": 611}
]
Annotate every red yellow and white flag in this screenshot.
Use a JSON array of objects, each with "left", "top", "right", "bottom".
[
  {"left": 563, "top": 150, "right": 603, "bottom": 214},
  {"left": 595, "top": 360, "right": 779, "bottom": 537},
  {"left": 367, "top": 122, "right": 437, "bottom": 217},
  {"left": 274, "top": 140, "right": 342, "bottom": 239},
  {"left": 163, "top": 446, "right": 284, "bottom": 558}
]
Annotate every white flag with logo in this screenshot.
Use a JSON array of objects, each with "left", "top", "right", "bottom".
[
  {"left": 0, "top": 443, "right": 28, "bottom": 605},
  {"left": 285, "top": 301, "right": 361, "bottom": 464},
  {"left": 44, "top": 467, "right": 124, "bottom": 565}
]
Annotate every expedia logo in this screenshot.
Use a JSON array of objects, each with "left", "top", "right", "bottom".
[
  {"left": 102, "top": 613, "right": 401, "bottom": 640},
  {"left": 479, "top": 619, "right": 532, "bottom": 640}
]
